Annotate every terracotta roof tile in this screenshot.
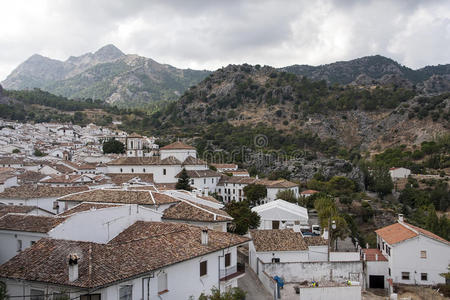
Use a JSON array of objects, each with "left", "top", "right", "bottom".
[
  {"left": 0, "top": 185, "right": 89, "bottom": 199},
  {"left": 0, "top": 214, "right": 65, "bottom": 233},
  {"left": 58, "top": 203, "right": 121, "bottom": 217},
  {"left": 106, "top": 173, "right": 154, "bottom": 185},
  {"left": 250, "top": 229, "right": 308, "bottom": 252},
  {"left": 0, "top": 205, "right": 38, "bottom": 218},
  {"left": 162, "top": 201, "right": 232, "bottom": 222},
  {"left": 160, "top": 141, "right": 195, "bottom": 150},
  {"left": 375, "top": 223, "right": 418, "bottom": 245},
  {"left": 176, "top": 169, "right": 221, "bottom": 178},
  {"left": 0, "top": 222, "right": 249, "bottom": 288},
  {"left": 362, "top": 249, "right": 388, "bottom": 261},
  {"left": 58, "top": 189, "right": 179, "bottom": 206}
]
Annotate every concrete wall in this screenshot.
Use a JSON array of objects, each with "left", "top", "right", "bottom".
[
  {"left": 264, "top": 261, "right": 363, "bottom": 282},
  {"left": 299, "top": 285, "right": 361, "bottom": 300},
  {"left": 0, "top": 230, "right": 47, "bottom": 264},
  {"left": 49, "top": 205, "right": 162, "bottom": 243},
  {"left": 330, "top": 252, "right": 361, "bottom": 262},
  {"left": 365, "top": 260, "right": 389, "bottom": 289}
]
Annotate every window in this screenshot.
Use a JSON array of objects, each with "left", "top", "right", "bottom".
[
  {"left": 211, "top": 178, "right": 214, "bottom": 183},
  {"left": 204, "top": 179, "right": 206, "bottom": 184},
  {"left": 119, "top": 285, "right": 132, "bottom": 300},
  {"left": 271, "top": 258, "right": 280, "bottom": 263},
  {"left": 143, "top": 168, "right": 146, "bottom": 173},
  {"left": 386, "top": 246, "right": 391, "bottom": 256},
  {"left": 30, "top": 241, "right": 36, "bottom": 246},
  {"left": 218, "top": 188, "right": 221, "bottom": 193},
  {"left": 131, "top": 168, "right": 134, "bottom": 173},
  {"left": 420, "top": 250, "right": 427, "bottom": 259},
  {"left": 17, "top": 239, "right": 22, "bottom": 252},
  {"left": 163, "top": 169, "right": 166, "bottom": 175},
  {"left": 158, "top": 272, "right": 168, "bottom": 294},
  {"left": 30, "top": 289, "right": 45, "bottom": 300},
  {"left": 225, "top": 253, "right": 231, "bottom": 267},
  {"left": 53, "top": 292, "right": 69, "bottom": 300},
  {"left": 120, "top": 168, "right": 123, "bottom": 173},
  {"left": 401, "top": 272, "right": 410, "bottom": 280},
  {"left": 388, "top": 268, "right": 391, "bottom": 276},
  {"left": 200, "top": 261, "right": 207, "bottom": 277},
  {"left": 421, "top": 273, "right": 428, "bottom": 281},
  {"left": 81, "top": 294, "right": 101, "bottom": 300}
]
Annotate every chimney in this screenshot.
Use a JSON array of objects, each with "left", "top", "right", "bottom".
[
  {"left": 398, "top": 214, "right": 404, "bottom": 223},
  {"left": 201, "top": 228, "right": 209, "bottom": 245},
  {"left": 375, "top": 253, "right": 378, "bottom": 261},
  {"left": 68, "top": 253, "right": 79, "bottom": 282}
]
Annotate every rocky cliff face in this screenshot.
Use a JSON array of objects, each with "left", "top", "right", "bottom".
[{"left": 2, "top": 45, "right": 210, "bottom": 107}]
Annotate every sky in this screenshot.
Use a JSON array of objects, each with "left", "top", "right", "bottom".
[{"left": 0, "top": 0, "right": 449, "bottom": 81}]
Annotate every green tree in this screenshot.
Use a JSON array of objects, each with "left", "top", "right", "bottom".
[
  {"left": 243, "top": 184, "right": 267, "bottom": 206},
  {"left": 276, "top": 189, "right": 297, "bottom": 203},
  {"left": 224, "top": 201, "right": 260, "bottom": 235},
  {"left": 370, "top": 165, "right": 393, "bottom": 198},
  {"left": 327, "top": 176, "right": 356, "bottom": 196},
  {"left": 314, "top": 196, "right": 349, "bottom": 247},
  {"left": 197, "top": 287, "right": 246, "bottom": 300},
  {"left": 33, "top": 148, "right": 46, "bottom": 157},
  {"left": 12, "top": 149, "right": 20, "bottom": 153},
  {"left": 0, "top": 281, "right": 7, "bottom": 300},
  {"left": 175, "top": 168, "right": 192, "bottom": 191},
  {"left": 102, "top": 138, "right": 125, "bottom": 154}
]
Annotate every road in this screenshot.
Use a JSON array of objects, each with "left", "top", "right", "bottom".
[{"left": 238, "top": 264, "right": 273, "bottom": 300}]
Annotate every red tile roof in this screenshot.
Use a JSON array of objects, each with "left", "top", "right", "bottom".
[
  {"left": 0, "top": 214, "right": 65, "bottom": 233},
  {"left": 0, "top": 185, "right": 89, "bottom": 199},
  {"left": 250, "top": 229, "right": 308, "bottom": 251},
  {"left": 0, "top": 221, "right": 250, "bottom": 288},
  {"left": 162, "top": 201, "right": 232, "bottom": 222},
  {"left": 160, "top": 141, "right": 196, "bottom": 150},
  {"left": 375, "top": 222, "right": 449, "bottom": 245},
  {"left": 362, "top": 249, "right": 388, "bottom": 261}
]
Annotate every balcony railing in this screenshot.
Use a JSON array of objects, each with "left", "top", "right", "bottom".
[{"left": 220, "top": 263, "right": 245, "bottom": 281}]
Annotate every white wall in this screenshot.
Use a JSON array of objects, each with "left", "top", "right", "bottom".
[
  {"left": 388, "top": 235, "right": 450, "bottom": 285},
  {"left": 0, "top": 197, "right": 59, "bottom": 214},
  {"left": 299, "top": 285, "right": 361, "bottom": 300},
  {"left": 0, "top": 176, "right": 18, "bottom": 192},
  {"left": 2, "top": 247, "right": 241, "bottom": 300},
  {"left": 191, "top": 176, "right": 220, "bottom": 193},
  {"left": 266, "top": 186, "right": 299, "bottom": 201},
  {"left": 107, "top": 165, "right": 181, "bottom": 183},
  {"left": 365, "top": 260, "right": 389, "bottom": 289},
  {"left": 330, "top": 252, "right": 361, "bottom": 262},
  {"left": 49, "top": 205, "right": 162, "bottom": 243},
  {"left": 0, "top": 230, "right": 47, "bottom": 264}
]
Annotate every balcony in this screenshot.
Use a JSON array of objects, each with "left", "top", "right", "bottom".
[{"left": 220, "top": 263, "right": 245, "bottom": 281}]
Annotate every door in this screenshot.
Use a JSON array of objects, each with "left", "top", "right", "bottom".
[
  {"left": 369, "top": 275, "right": 384, "bottom": 289},
  {"left": 272, "top": 220, "right": 280, "bottom": 229}
]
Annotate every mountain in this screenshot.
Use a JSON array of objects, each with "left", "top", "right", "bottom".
[
  {"left": 282, "top": 55, "right": 450, "bottom": 93},
  {"left": 2, "top": 45, "right": 210, "bottom": 107},
  {"left": 153, "top": 63, "right": 449, "bottom": 152}
]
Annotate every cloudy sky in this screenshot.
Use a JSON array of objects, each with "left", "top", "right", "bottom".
[{"left": 0, "top": 0, "right": 449, "bottom": 81}]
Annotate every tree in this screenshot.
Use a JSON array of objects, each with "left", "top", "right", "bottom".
[
  {"left": 224, "top": 201, "right": 260, "bottom": 235},
  {"left": 243, "top": 184, "right": 267, "bottom": 206},
  {"left": 276, "top": 189, "right": 297, "bottom": 203},
  {"left": 33, "top": 148, "right": 46, "bottom": 157},
  {"left": 0, "top": 281, "right": 7, "bottom": 300},
  {"left": 176, "top": 168, "right": 192, "bottom": 191},
  {"left": 12, "top": 148, "right": 20, "bottom": 153},
  {"left": 102, "top": 138, "right": 125, "bottom": 154},
  {"left": 196, "top": 287, "right": 246, "bottom": 300},
  {"left": 314, "top": 196, "right": 348, "bottom": 247},
  {"left": 370, "top": 165, "right": 393, "bottom": 198}
]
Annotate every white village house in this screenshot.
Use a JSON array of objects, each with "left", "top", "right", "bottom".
[
  {"left": 389, "top": 167, "right": 411, "bottom": 179},
  {"left": 372, "top": 214, "right": 450, "bottom": 286},
  {"left": 251, "top": 199, "right": 309, "bottom": 230}
]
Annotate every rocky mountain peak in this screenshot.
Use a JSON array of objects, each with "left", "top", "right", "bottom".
[{"left": 94, "top": 44, "right": 124, "bottom": 60}]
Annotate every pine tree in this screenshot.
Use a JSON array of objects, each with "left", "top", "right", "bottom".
[{"left": 176, "top": 168, "right": 192, "bottom": 191}]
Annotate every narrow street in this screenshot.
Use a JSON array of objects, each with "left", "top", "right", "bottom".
[{"left": 238, "top": 264, "right": 273, "bottom": 300}]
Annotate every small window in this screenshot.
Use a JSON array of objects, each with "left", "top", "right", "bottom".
[
  {"left": 120, "top": 168, "right": 123, "bottom": 173},
  {"left": 53, "top": 292, "right": 69, "bottom": 300},
  {"left": 158, "top": 272, "right": 168, "bottom": 294},
  {"left": 272, "top": 258, "right": 280, "bottom": 263},
  {"left": 30, "top": 241, "right": 36, "bottom": 246},
  {"left": 420, "top": 250, "right": 427, "bottom": 259},
  {"left": 388, "top": 268, "right": 391, "bottom": 276},
  {"left": 143, "top": 168, "right": 146, "bottom": 173},
  {"left": 163, "top": 169, "right": 166, "bottom": 175},
  {"left": 225, "top": 253, "right": 231, "bottom": 267},
  {"left": 17, "top": 239, "right": 22, "bottom": 252},
  {"left": 421, "top": 273, "right": 428, "bottom": 281},
  {"left": 119, "top": 285, "right": 132, "bottom": 300},
  {"left": 218, "top": 189, "right": 221, "bottom": 193},
  {"left": 131, "top": 168, "right": 134, "bottom": 173},
  {"left": 30, "top": 289, "right": 45, "bottom": 300},
  {"left": 200, "top": 261, "right": 207, "bottom": 277},
  {"left": 204, "top": 178, "right": 206, "bottom": 184},
  {"left": 211, "top": 178, "right": 214, "bottom": 183},
  {"left": 401, "top": 272, "right": 410, "bottom": 280}
]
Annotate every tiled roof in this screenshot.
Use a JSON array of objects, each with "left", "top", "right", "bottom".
[
  {"left": 106, "top": 173, "right": 154, "bottom": 185},
  {"left": 182, "top": 156, "right": 207, "bottom": 165},
  {"left": 250, "top": 229, "right": 308, "bottom": 252},
  {"left": 0, "top": 185, "right": 89, "bottom": 199},
  {"left": 0, "top": 214, "right": 65, "bottom": 233},
  {"left": 210, "top": 164, "right": 238, "bottom": 169},
  {"left": 375, "top": 223, "right": 417, "bottom": 245},
  {"left": 303, "top": 236, "right": 328, "bottom": 246},
  {"left": 375, "top": 221, "right": 448, "bottom": 245},
  {"left": 162, "top": 201, "right": 232, "bottom": 222},
  {"left": 0, "top": 221, "right": 249, "bottom": 288},
  {"left": 176, "top": 169, "right": 221, "bottom": 178},
  {"left": 17, "top": 171, "right": 46, "bottom": 183},
  {"left": 160, "top": 141, "right": 195, "bottom": 150},
  {"left": 266, "top": 179, "right": 298, "bottom": 188},
  {"left": 0, "top": 157, "right": 24, "bottom": 165},
  {"left": 58, "top": 189, "right": 179, "bottom": 206},
  {"left": 40, "top": 174, "right": 83, "bottom": 184},
  {"left": 127, "top": 133, "right": 143, "bottom": 138},
  {"left": 106, "top": 156, "right": 181, "bottom": 166},
  {"left": 301, "top": 189, "right": 319, "bottom": 195},
  {"left": 58, "top": 203, "right": 121, "bottom": 217},
  {"left": 362, "top": 249, "right": 388, "bottom": 262},
  {"left": 0, "top": 205, "right": 38, "bottom": 218}
]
